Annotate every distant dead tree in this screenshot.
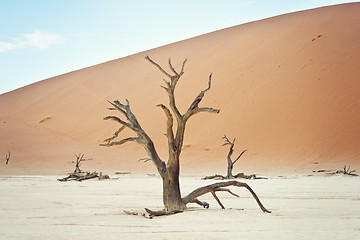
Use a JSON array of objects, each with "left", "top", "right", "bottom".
[
  {"left": 5, "top": 151, "right": 10, "bottom": 165},
  {"left": 101, "top": 56, "right": 270, "bottom": 216},
  {"left": 58, "top": 154, "right": 103, "bottom": 182},
  {"left": 203, "top": 136, "right": 266, "bottom": 180},
  {"left": 223, "top": 135, "right": 247, "bottom": 178},
  {"left": 328, "top": 165, "right": 359, "bottom": 176}
]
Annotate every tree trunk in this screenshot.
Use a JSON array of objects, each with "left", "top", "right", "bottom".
[
  {"left": 227, "top": 161, "right": 234, "bottom": 178},
  {"left": 162, "top": 166, "right": 186, "bottom": 211},
  {"left": 226, "top": 141, "right": 234, "bottom": 178}
]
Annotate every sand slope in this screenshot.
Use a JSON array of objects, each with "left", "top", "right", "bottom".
[{"left": 1, "top": 3, "right": 360, "bottom": 175}]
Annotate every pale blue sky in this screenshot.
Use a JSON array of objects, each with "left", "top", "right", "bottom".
[{"left": 0, "top": 0, "right": 356, "bottom": 94}]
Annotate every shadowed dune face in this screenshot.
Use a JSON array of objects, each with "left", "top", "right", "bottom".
[{"left": 1, "top": 3, "right": 360, "bottom": 175}]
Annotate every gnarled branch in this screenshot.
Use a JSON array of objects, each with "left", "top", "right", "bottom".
[
  {"left": 182, "top": 180, "right": 271, "bottom": 213},
  {"left": 190, "top": 198, "right": 209, "bottom": 208},
  {"left": 138, "top": 158, "right": 151, "bottom": 163},
  {"left": 211, "top": 191, "right": 225, "bottom": 209},
  {"left": 183, "top": 73, "right": 220, "bottom": 121},
  {"left": 145, "top": 56, "right": 188, "bottom": 121},
  {"left": 103, "top": 125, "right": 126, "bottom": 143},
  {"left": 103, "top": 116, "right": 136, "bottom": 132},
  {"left": 100, "top": 137, "right": 139, "bottom": 147},
  {"left": 233, "top": 150, "right": 247, "bottom": 165},
  {"left": 214, "top": 187, "right": 240, "bottom": 197},
  {"left": 102, "top": 99, "right": 166, "bottom": 176},
  {"left": 145, "top": 55, "right": 172, "bottom": 79},
  {"left": 222, "top": 135, "right": 234, "bottom": 146}
]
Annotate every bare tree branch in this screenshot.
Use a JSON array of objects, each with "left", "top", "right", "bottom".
[
  {"left": 190, "top": 198, "right": 209, "bottom": 208},
  {"left": 100, "top": 137, "right": 139, "bottom": 146},
  {"left": 188, "top": 107, "right": 220, "bottom": 117},
  {"left": 104, "top": 125, "right": 126, "bottom": 143},
  {"left": 138, "top": 158, "right": 152, "bottom": 163},
  {"left": 184, "top": 73, "right": 220, "bottom": 121},
  {"left": 145, "top": 55, "right": 172, "bottom": 78},
  {"left": 107, "top": 100, "right": 127, "bottom": 117},
  {"left": 211, "top": 191, "right": 225, "bottom": 209},
  {"left": 168, "top": 58, "right": 179, "bottom": 76},
  {"left": 102, "top": 98, "right": 166, "bottom": 176},
  {"left": 179, "top": 59, "right": 187, "bottom": 76},
  {"left": 145, "top": 56, "right": 183, "bottom": 121},
  {"left": 222, "top": 135, "right": 234, "bottom": 146},
  {"left": 103, "top": 116, "right": 135, "bottom": 131},
  {"left": 233, "top": 150, "right": 247, "bottom": 165},
  {"left": 214, "top": 187, "right": 240, "bottom": 197},
  {"left": 74, "top": 153, "right": 85, "bottom": 173},
  {"left": 182, "top": 181, "right": 271, "bottom": 213}
]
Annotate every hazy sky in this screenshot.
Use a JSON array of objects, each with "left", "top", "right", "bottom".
[{"left": 0, "top": 0, "right": 356, "bottom": 94}]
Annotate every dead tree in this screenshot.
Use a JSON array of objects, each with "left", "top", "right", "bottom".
[
  {"left": 57, "top": 154, "right": 103, "bottom": 182},
  {"left": 101, "top": 56, "right": 271, "bottom": 215},
  {"left": 5, "top": 151, "right": 10, "bottom": 165},
  {"left": 327, "top": 165, "right": 359, "bottom": 176},
  {"left": 203, "top": 136, "right": 266, "bottom": 180},
  {"left": 223, "top": 135, "right": 247, "bottom": 178}
]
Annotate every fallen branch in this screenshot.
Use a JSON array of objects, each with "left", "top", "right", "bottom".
[
  {"left": 327, "top": 165, "right": 358, "bottom": 176},
  {"left": 203, "top": 173, "right": 267, "bottom": 180},
  {"left": 58, "top": 171, "right": 99, "bottom": 182},
  {"left": 115, "top": 171, "right": 131, "bottom": 175}
]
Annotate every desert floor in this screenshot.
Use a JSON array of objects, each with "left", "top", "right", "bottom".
[{"left": 0, "top": 174, "right": 359, "bottom": 240}]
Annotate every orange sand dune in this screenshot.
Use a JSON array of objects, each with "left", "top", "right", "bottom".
[{"left": 1, "top": 3, "right": 360, "bottom": 175}]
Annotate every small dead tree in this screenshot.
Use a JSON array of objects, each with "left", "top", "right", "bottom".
[
  {"left": 203, "top": 135, "right": 266, "bottom": 180},
  {"left": 58, "top": 154, "right": 101, "bottom": 182},
  {"left": 223, "top": 135, "right": 247, "bottom": 178},
  {"left": 5, "top": 151, "right": 10, "bottom": 165},
  {"left": 328, "top": 165, "right": 359, "bottom": 176},
  {"left": 101, "top": 56, "right": 271, "bottom": 216}
]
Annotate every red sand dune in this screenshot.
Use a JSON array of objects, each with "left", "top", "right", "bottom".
[{"left": 1, "top": 3, "right": 360, "bottom": 175}]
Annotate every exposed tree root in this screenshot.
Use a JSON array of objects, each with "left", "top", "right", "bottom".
[
  {"left": 123, "top": 208, "right": 183, "bottom": 219},
  {"left": 125, "top": 180, "right": 271, "bottom": 218},
  {"left": 145, "top": 208, "right": 183, "bottom": 216}
]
